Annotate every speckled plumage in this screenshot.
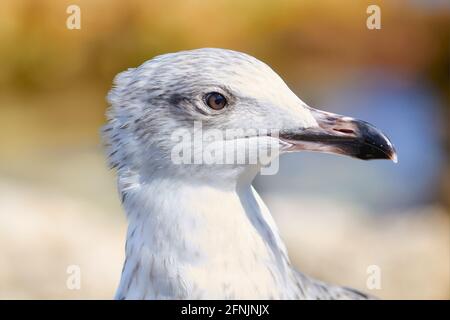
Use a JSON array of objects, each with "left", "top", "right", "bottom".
[{"left": 103, "top": 48, "right": 377, "bottom": 300}]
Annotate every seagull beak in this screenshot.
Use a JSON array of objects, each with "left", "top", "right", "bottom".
[{"left": 279, "top": 107, "right": 398, "bottom": 163}]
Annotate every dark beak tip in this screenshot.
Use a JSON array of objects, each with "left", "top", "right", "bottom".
[
  {"left": 359, "top": 125, "right": 397, "bottom": 164},
  {"left": 381, "top": 135, "right": 398, "bottom": 164},
  {"left": 360, "top": 143, "right": 398, "bottom": 163},
  {"left": 389, "top": 150, "right": 398, "bottom": 164},
  {"left": 390, "top": 147, "right": 398, "bottom": 164},
  {"left": 353, "top": 133, "right": 397, "bottom": 163}
]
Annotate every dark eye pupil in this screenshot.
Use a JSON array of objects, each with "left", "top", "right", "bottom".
[
  {"left": 214, "top": 96, "right": 223, "bottom": 104},
  {"left": 206, "top": 92, "right": 227, "bottom": 110}
]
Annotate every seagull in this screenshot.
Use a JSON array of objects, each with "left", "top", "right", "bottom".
[{"left": 103, "top": 48, "right": 397, "bottom": 300}]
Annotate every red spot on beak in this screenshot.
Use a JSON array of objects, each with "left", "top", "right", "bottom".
[{"left": 333, "top": 128, "right": 355, "bottom": 134}]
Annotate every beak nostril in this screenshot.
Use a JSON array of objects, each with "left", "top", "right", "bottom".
[{"left": 333, "top": 128, "right": 355, "bottom": 135}]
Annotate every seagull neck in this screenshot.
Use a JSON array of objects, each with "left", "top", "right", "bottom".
[{"left": 116, "top": 174, "right": 296, "bottom": 299}]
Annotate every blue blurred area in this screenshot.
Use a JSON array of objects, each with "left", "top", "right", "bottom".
[
  {"left": 255, "top": 70, "right": 445, "bottom": 213},
  {"left": 410, "top": 0, "right": 450, "bottom": 11}
]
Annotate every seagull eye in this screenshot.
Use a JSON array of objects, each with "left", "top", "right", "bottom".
[{"left": 205, "top": 92, "right": 227, "bottom": 110}]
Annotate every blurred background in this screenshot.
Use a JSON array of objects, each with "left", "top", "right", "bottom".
[{"left": 0, "top": 0, "right": 448, "bottom": 299}]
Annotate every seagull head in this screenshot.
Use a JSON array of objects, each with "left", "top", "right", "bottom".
[{"left": 104, "top": 48, "right": 396, "bottom": 185}]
